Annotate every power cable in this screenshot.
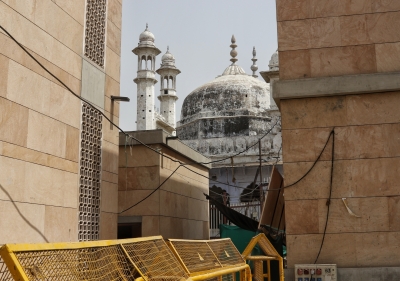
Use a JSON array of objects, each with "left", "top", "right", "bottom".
[
  {"left": 0, "top": 25, "right": 279, "bottom": 210},
  {"left": 314, "top": 129, "right": 335, "bottom": 264},
  {"left": 208, "top": 184, "right": 285, "bottom": 200},
  {"left": 118, "top": 164, "right": 182, "bottom": 214},
  {"left": 284, "top": 130, "right": 334, "bottom": 189},
  {"left": 0, "top": 25, "right": 129, "bottom": 138},
  {"left": 190, "top": 119, "right": 279, "bottom": 166}
]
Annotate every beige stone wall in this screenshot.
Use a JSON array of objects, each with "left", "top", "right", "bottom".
[
  {"left": 118, "top": 145, "right": 210, "bottom": 239},
  {"left": 276, "top": 0, "right": 400, "bottom": 269},
  {"left": 101, "top": 0, "right": 123, "bottom": 240},
  {"left": 281, "top": 92, "right": 400, "bottom": 267},
  {"left": 277, "top": 1, "right": 400, "bottom": 80},
  {"left": 0, "top": 0, "right": 121, "bottom": 243}
]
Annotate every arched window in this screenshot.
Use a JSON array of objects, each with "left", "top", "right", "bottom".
[
  {"left": 147, "top": 56, "right": 152, "bottom": 70},
  {"left": 141, "top": 56, "right": 146, "bottom": 70},
  {"left": 169, "top": 76, "right": 174, "bottom": 89},
  {"left": 163, "top": 76, "right": 168, "bottom": 89}
]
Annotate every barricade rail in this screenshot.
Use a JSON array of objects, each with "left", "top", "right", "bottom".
[
  {"left": 167, "top": 238, "right": 250, "bottom": 281},
  {"left": 0, "top": 236, "right": 250, "bottom": 281},
  {"left": 242, "top": 233, "right": 284, "bottom": 281}
]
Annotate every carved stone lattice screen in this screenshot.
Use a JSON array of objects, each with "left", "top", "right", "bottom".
[
  {"left": 84, "top": 0, "right": 107, "bottom": 67},
  {"left": 78, "top": 103, "right": 103, "bottom": 241}
]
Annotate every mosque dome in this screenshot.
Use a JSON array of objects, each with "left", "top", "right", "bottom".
[
  {"left": 138, "top": 24, "right": 155, "bottom": 46},
  {"left": 176, "top": 35, "right": 278, "bottom": 163},
  {"left": 268, "top": 50, "right": 279, "bottom": 71},
  {"left": 160, "top": 47, "right": 176, "bottom": 67},
  {"left": 180, "top": 74, "right": 270, "bottom": 120},
  {"left": 179, "top": 36, "right": 270, "bottom": 122},
  {"left": 162, "top": 50, "right": 174, "bottom": 61}
]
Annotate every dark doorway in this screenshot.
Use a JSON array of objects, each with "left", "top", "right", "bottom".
[{"left": 117, "top": 222, "right": 142, "bottom": 239}]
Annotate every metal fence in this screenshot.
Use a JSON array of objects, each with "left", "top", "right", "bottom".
[
  {"left": 167, "top": 238, "right": 250, "bottom": 281},
  {"left": 210, "top": 202, "right": 261, "bottom": 238},
  {"left": 0, "top": 255, "right": 12, "bottom": 281},
  {"left": 0, "top": 236, "right": 250, "bottom": 281}
]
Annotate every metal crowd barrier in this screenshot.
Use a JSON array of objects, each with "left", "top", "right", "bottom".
[
  {"left": 242, "top": 233, "right": 284, "bottom": 281},
  {"left": 0, "top": 236, "right": 251, "bottom": 281},
  {"left": 167, "top": 238, "right": 251, "bottom": 281}
]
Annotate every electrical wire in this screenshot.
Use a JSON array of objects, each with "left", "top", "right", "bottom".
[
  {"left": 0, "top": 25, "right": 129, "bottom": 138},
  {"left": 187, "top": 119, "right": 279, "bottom": 166},
  {"left": 314, "top": 129, "right": 335, "bottom": 264},
  {"left": 0, "top": 24, "right": 280, "bottom": 210},
  {"left": 118, "top": 164, "right": 182, "bottom": 214},
  {"left": 284, "top": 130, "right": 334, "bottom": 189}
]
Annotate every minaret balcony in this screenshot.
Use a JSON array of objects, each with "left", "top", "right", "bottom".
[{"left": 136, "top": 70, "right": 156, "bottom": 79}]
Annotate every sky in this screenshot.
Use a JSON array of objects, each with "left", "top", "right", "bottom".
[{"left": 119, "top": 0, "right": 278, "bottom": 131}]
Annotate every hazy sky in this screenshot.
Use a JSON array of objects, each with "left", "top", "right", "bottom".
[{"left": 119, "top": 0, "right": 278, "bottom": 131}]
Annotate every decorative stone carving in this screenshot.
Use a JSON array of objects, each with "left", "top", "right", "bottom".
[
  {"left": 78, "top": 103, "right": 102, "bottom": 241},
  {"left": 84, "top": 0, "right": 107, "bottom": 68}
]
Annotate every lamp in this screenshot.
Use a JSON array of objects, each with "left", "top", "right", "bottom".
[
  {"left": 111, "top": 96, "right": 130, "bottom": 102},
  {"left": 110, "top": 96, "right": 130, "bottom": 129}
]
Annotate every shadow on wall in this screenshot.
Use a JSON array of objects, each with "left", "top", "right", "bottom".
[{"left": 0, "top": 183, "right": 49, "bottom": 243}]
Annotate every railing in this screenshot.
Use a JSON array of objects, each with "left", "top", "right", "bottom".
[
  {"left": 210, "top": 202, "right": 261, "bottom": 238},
  {"left": 0, "top": 236, "right": 251, "bottom": 281}
]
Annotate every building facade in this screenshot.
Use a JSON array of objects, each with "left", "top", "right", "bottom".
[
  {"left": 274, "top": 1, "right": 400, "bottom": 280},
  {"left": 0, "top": 0, "right": 122, "bottom": 243},
  {"left": 176, "top": 37, "right": 282, "bottom": 208}
]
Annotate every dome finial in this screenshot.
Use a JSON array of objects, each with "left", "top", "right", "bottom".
[
  {"left": 167, "top": 45, "right": 169, "bottom": 52},
  {"left": 251, "top": 46, "right": 258, "bottom": 78},
  {"left": 230, "top": 35, "right": 238, "bottom": 65},
  {"left": 146, "top": 23, "right": 148, "bottom": 30}
]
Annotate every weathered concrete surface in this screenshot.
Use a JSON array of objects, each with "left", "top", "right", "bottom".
[
  {"left": 180, "top": 74, "right": 270, "bottom": 120},
  {"left": 285, "top": 267, "right": 400, "bottom": 281},
  {"left": 81, "top": 59, "right": 105, "bottom": 110},
  {"left": 177, "top": 115, "right": 281, "bottom": 166},
  {"left": 272, "top": 71, "right": 400, "bottom": 108}
]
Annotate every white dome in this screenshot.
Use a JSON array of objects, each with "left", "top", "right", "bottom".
[
  {"left": 159, "top": 47, "right": 176, "bottom": 68},
  {"left": 180, "top": 74, "right": 270, "bottom": 121},
  {"left": 268, "top": 50, "right": 279, "bottom": 71},
  {"left": 138, "top": 25, "right": 155, "bottom": 47},
  {"left": 161, "top": 50, "right": 174, "bottom": 62}
]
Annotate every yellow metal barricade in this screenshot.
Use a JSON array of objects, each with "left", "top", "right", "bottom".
[
  {"left": 0, "top": 236, "right": 189, "bottom": 281},
  {"left": 0, "top": 255, "right": 13, "bottom": 281},
  {"left": 242, "top": 233, "right": 284, "bottom": 281},
  {"left": 167, "top": 238, "right": 251, "bottom": 281},
  {"left": 0, "top": 236, "right": 250, "bottom": 281}
]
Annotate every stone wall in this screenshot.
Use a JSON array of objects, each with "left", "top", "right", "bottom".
[
  {"left": 282, "top": 93, "right": 400, "bottom": 268},
  {"left": 277, "top": 0, "right": 400, "bottom": 80},
  {"left": 275, "top": 0, "right": 400, "bottom": 275},
  {"left": 0, "top": 0, "right": 122, "bottom": 243}
]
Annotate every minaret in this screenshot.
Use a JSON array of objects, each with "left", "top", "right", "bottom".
[
  {"left": 251, "top": 46, "right": 258, "bottom": 78},
  {"left": 132, "top": 24, "right": 161, "bottom": 130},
  {"left": 156, "top": 46, "right": 180, "bottom": 128}
]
